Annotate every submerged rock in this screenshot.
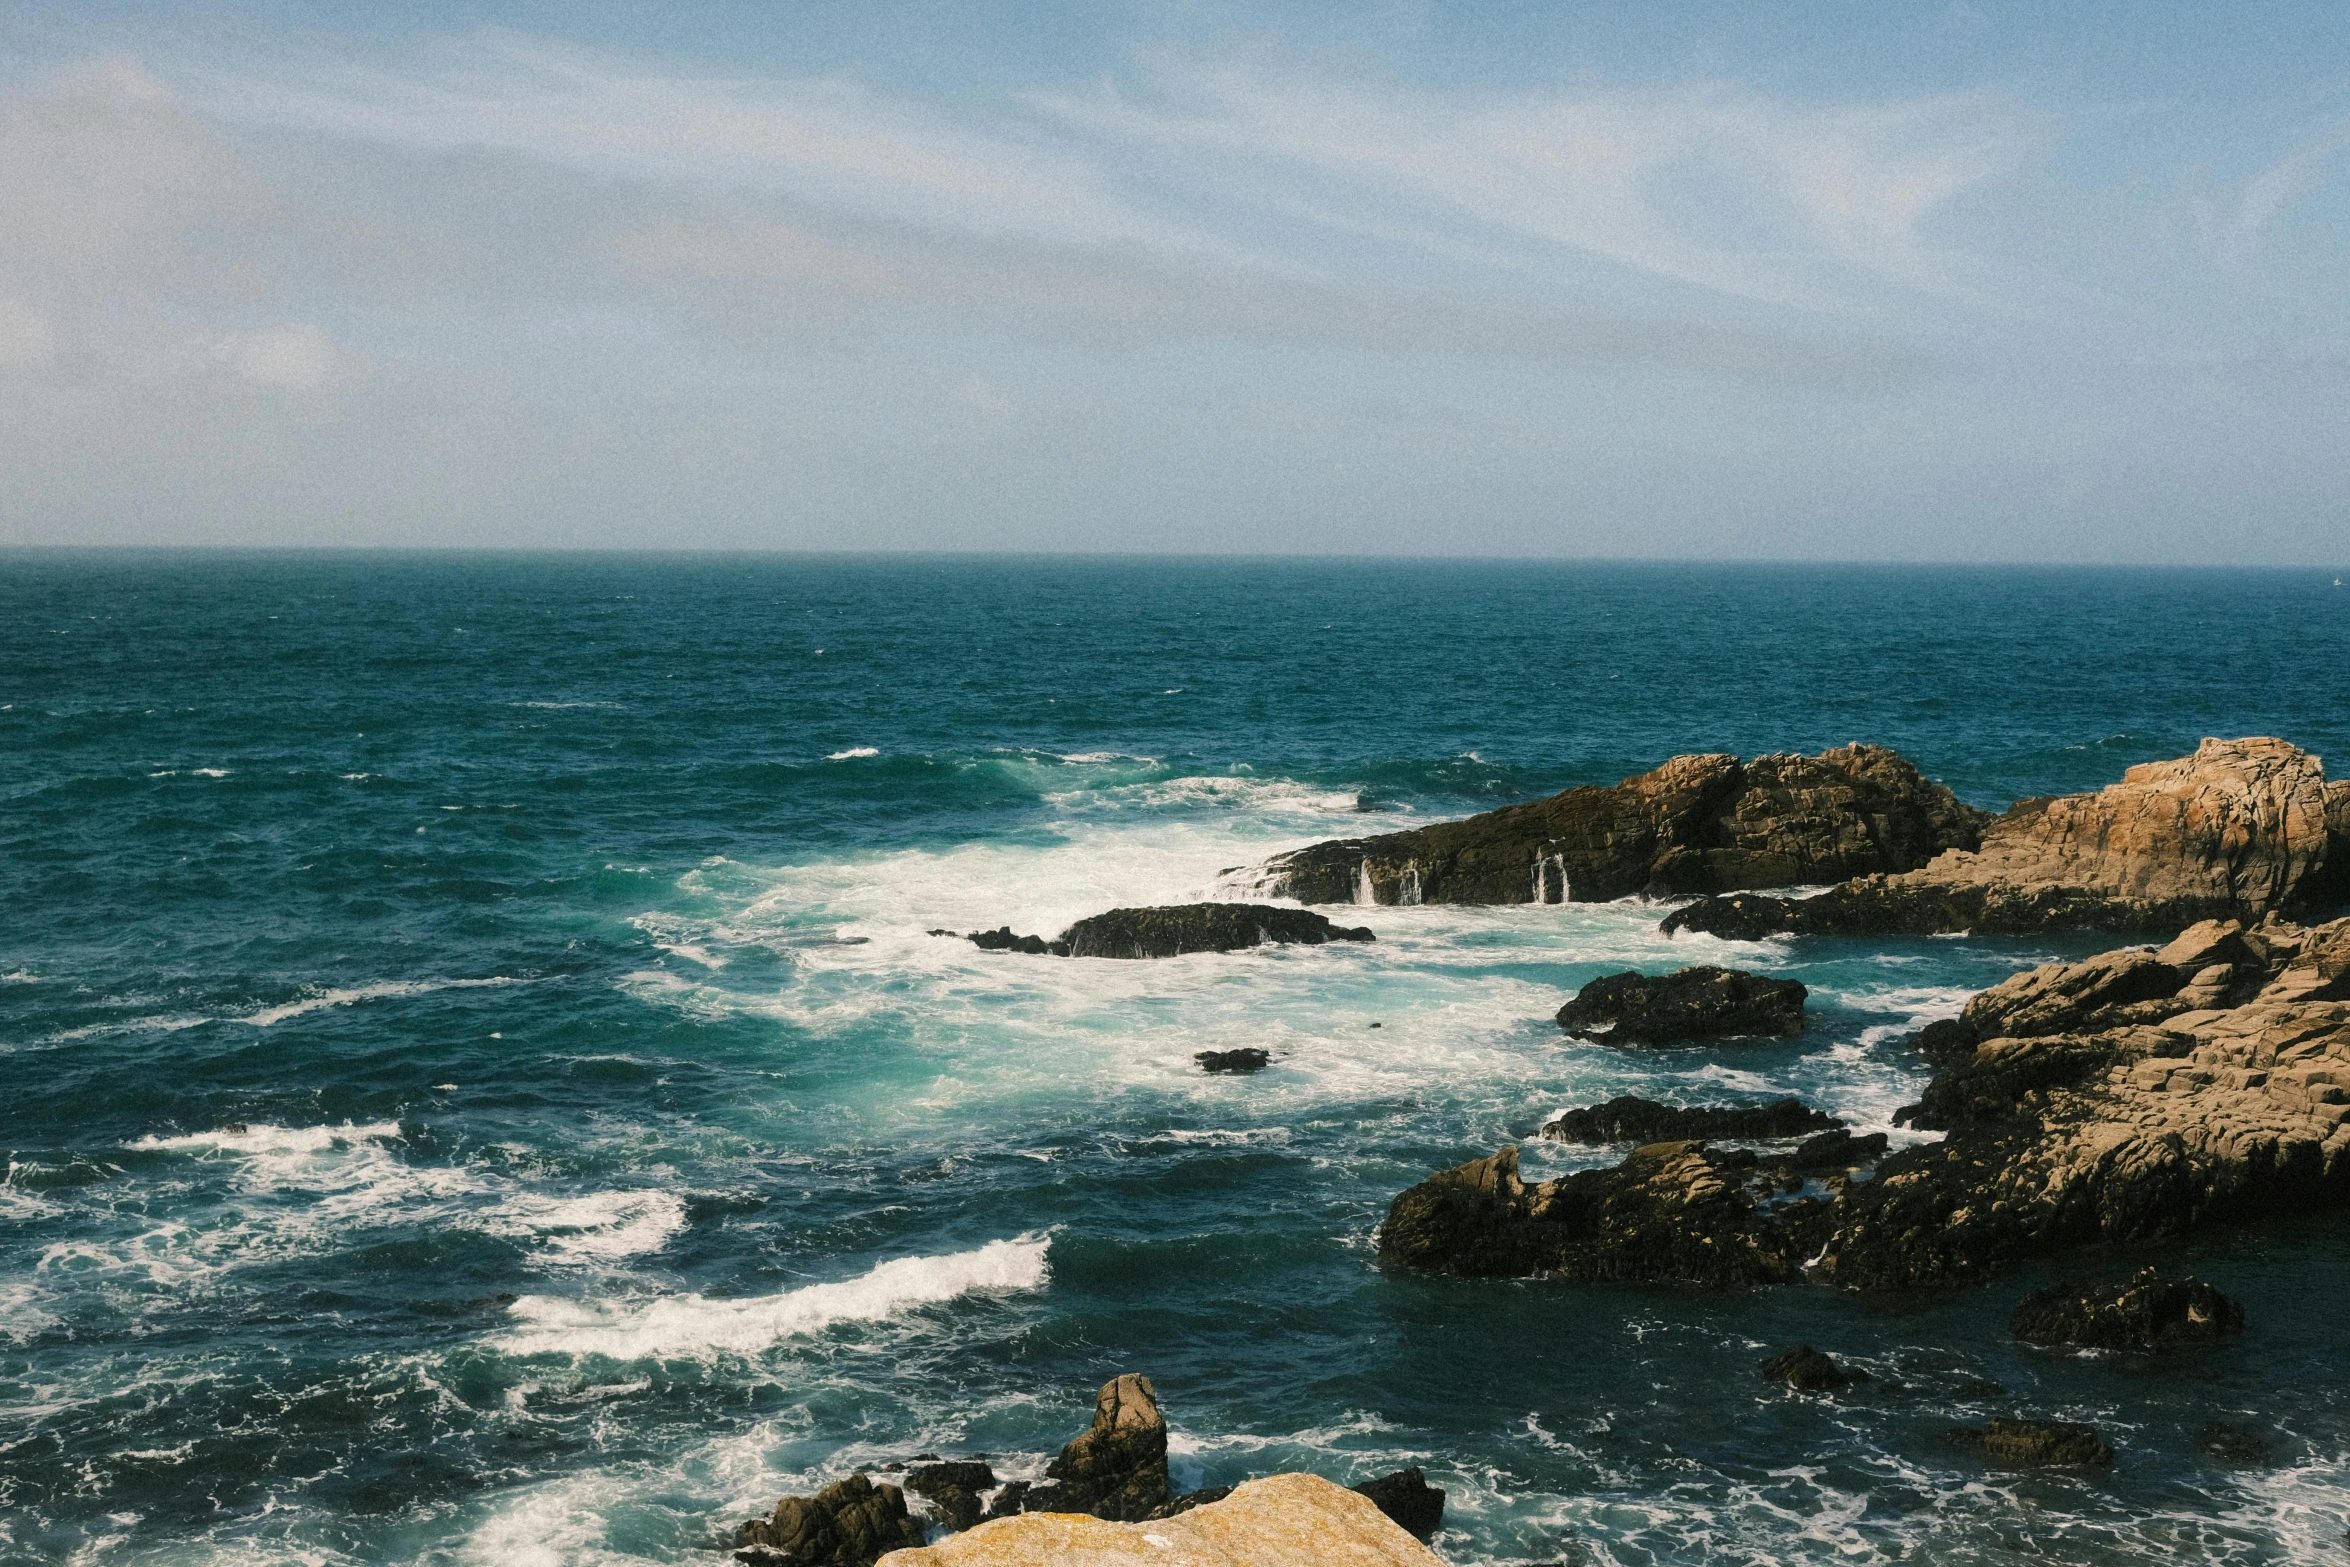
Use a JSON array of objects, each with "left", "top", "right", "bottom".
[
  {"left": 1664, "top": 738, "right": 2345, "bottom": 939},
  {"left": 736, "top": 1474, "right": 928, "bottom": 1567},
  {"left": 1022, "top": 1374, "right": 1171, "bottom": 1523},
  {"left": 1350, "top": 1469, "right": 1445, "bottom": 1541},
  {"left": 1554, "top": 966, "right": 1806, "bottom": 1044},
  {"left": 2009, "top": 1269, "right": 2245, "bottom": 1352},
  {"left": 873, "top": 1472, "right": 1444, "bottom": 1566},
  {"left": 1540, "top": 1095, "right": 1841, "bottom": 1145},
  {"left": 1196, "top": 1048, "right": 1271, "bottom": 1075},
  {"left": 963, "top": 906, "right": 1373, "bottom": 960},
  {"left": 2197, "top": 1420, "right": 2271, "bottom": 1465},
  {"left": 1759, "top": 1345, "right": 1870, "bottom": 1392},
  {"left": 1249, "top": 744, "right": 1985, "bottom": 906},
  {"left": 1943, "top": 1418, "right": 2114, "bottom": 1467}
]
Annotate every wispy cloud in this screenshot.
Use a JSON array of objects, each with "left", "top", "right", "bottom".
[{"left": 2227, "top": 113, "right": 2350, "bottom": 262}]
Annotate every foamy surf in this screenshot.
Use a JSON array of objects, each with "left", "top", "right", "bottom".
[
  {"left": 492, "top": 1236, "right": 1051, "bottom": 1360},
  {"left": 234, "top": 976, "right": 522, "bottom": 1026}
]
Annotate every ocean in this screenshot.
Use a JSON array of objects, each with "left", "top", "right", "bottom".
[{"left": 4, "top": 553, "right": 2348, "bottom": 1566}]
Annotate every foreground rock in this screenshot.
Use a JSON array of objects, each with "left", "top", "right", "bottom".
[
  {"left": 1349, "top": 1469, "right": 1444, "bottom": 1541},
  {"left": 735, "top": 1475, "right": 927, "bottom": 1567},
  {"left": 1541, "top": 1095, "right": 1841, "bottom": 1145},
  {"left": 1555, "top": 967, "right": 1805, "bottom": 1044},
  {"left": 873, "top": 1473, "right": 1443, "bottom": 1566},
  {"left": 1759, "top": 1345, "right": 1870, "bottom": 1392},
  {"left": 2009, "top": 1269, "right": 2245, "bottom": 1352},
  {"left": 1664, "top": 738, "right": 2346, "bottom": 939},
  {"left": 961, "top": 906, "right": 1374, "bottom": 959},
  {"left": 1022, "top": 1374, "right": 1171, "bottom": 1522},
  {"left": 1387, "top": 916, "right": 2350, "bottom": 1289},
  {"left": 1249, "top": 745, "right": 1985, "bottom": 906},
  {"left": 1943, "top": 1419, "right": 2114, "bottom": 1466}
]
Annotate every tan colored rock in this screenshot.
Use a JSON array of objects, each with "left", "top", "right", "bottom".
[{"left": 874, "top": 1473, "right": 1444, "bottom": 1567}]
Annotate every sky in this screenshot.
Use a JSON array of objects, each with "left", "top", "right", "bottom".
[{"left": 1, "top": 2, "right": 2346, "bottom": 560}]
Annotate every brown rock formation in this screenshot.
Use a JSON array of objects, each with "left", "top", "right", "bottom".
[
  {"left": 1665, "top": 738, "right": 2344, "bottom": 939},
  {"left": 1021, "top": 1374, "right": 1172, "bottom": 1523},
  {"left": 735, "top": 1475, "right": 927, "bottom": 1567},
  {"left": 1249, "top": 745, "right": 1986, "bottom": 906}
]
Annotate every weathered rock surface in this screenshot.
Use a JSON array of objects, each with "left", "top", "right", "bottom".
[
  {"left": 1759, "top": 1345, "right": 1870, "bottom": 1392},
  {"left": 1664, "top": 738, "right": 2344, "bottom": 939},
  {"left": 873, "top": 1473, "right": 1444, "bottom": 1566},
  {"left": 906, "top": 1463, "right": 998, "bottom": 1534},
  {"left": 1250, "top": 745, "right": 1986, "bottom": 906},
  {"left": 1349, "top": 1468, "right": 1445, "bottom": 1541},
  {"left": 736, "top": 1475, "right": 928, "bottom": 1567},
  {"left": 1386, "top": 917, "right": 2350, "bottom": 1290},
  {"left": 2009, "top": 1269, "right": 2245, "bottom": 1352},
  {"left": 1021, "top": 1374, "right": 1171, "bottom": 1523},
  {"left": 1540, "top": 1095, "right": 1841, "bottom": 1145},
  {"left": 1554, "top": 966, "right": 1806, "bottom": 1044},
  {"left": 1197, "top": 1048, "right": 1270, "bottom": 1075},
  {"left": 1943, "top": 1418, "right": 2113, "bottom": 1466},
  {"left": 963, "top": 906, "right": 1374, "bottom": 959}
]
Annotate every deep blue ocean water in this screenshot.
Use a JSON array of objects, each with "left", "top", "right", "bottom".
[{"left": 4, "top": 554, "right": 2350, "bottom": 1567}]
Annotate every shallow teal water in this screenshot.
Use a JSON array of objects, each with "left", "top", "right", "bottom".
[{"left": 4, "top": 555, "right": 2349, "bottom": 1566}]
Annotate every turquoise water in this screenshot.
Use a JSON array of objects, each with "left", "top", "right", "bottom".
[{"left": 4, "top": 554, "right": 2349, "bottom": 1566}]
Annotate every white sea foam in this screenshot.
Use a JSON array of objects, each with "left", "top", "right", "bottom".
[
  {"left": 234, "top": 976, "right": 521, "bottom": 1026},
  {"left": 492, "top": 1235, "right": 1050, "bottom": 1360},
  {"left": 826, "top": 746, "right": 881, "bottom": 759}
]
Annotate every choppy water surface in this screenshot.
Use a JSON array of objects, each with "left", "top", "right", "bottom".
[{"left": 4, "top": 554, "right": 2349, "bottom": 1566}]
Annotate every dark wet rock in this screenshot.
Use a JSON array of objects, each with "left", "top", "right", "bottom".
[
  {"left": 733, "top": 1474, "right": 926, "bottom": 1567},
  {"left": 2009, "top": 1268, "right": 2245, "bottom": 1352},
  {"left": 1146, "top": 1485, "right": 1234, "bottom": 1519},
  {"left": 1905, "top": 1017, "right": 1981, "bottom": 1068},
  {"left": 1540, "top": 1095, "right": 1841, "bottom": 1145},
  {"left": 1020, "top": 1373, "right": 1171, "bottom": 1523},
  {"left": 966, "top": 906, "right": 1373, "bottom": 960},
  {"left": 1759, "top": 1345, "right": 1870, "bottom": 1392},
  {"left": 905, "top": 1461, "right": 996, "bottom": 1533},
  {"left": 1942, "top": 1418, "right": 2114, "bottom": 1466},
  {"left": 1664, "top": 738, "right": 2342, "bottom": 940},
  {"left": 1253, "top": 745, "right": 1986, "bottom": 906},
  {"left": 1787, "top": 1128, "right": 1889, "bottom": 1168},
  {"left": 1195, "top": 1047, "right": 1270, "bottom": 1075},
  {"left": 1950, "top": 1378, "right": 2007, "bottom": 1400},
  {"left": 2197, "top": 1420, "right": 2271, "bottom": 1465},
  {"left": 982, "top": 1480, "right": 1029, "bottom": 1520},
  {"left": 1351, "top": 1467, "right": 1445, "bottom": 1540},
  {"left": 1554, "top": 967, "right": 1806, "bottom": 1045}
]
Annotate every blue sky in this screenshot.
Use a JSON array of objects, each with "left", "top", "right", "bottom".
[{"left": 2, "top": 2, "right": 2346, "bottom": 559}]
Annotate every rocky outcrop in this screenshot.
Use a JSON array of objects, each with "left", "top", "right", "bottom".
[
  {"left": 1386, "top": 916, "right": 2350, "bottom": 1291},
  {"left": 962, "top": 906, "right": 1373, "bottom": 959},
  {"left": 1759, "top": 1345, "right": 1869, "bottom": 1392},
  {"left": 736, "top": 1475, "right": 928, "bottom": 1567},
  {"left": 1943, "top": 1419, "right": 2113, "bottom": 1466},
  {"left": 1250, "top": 745, "right": 1986, "bottom": 907},
  {"left": 873, "top": 1473, "right": 1444, "bottom": 1566},
  {"left": 1664, "top": 738, "right": 2343, "bottom": 939},
  {"left": 906, "top": 1464, "right": 998, "bottom": 1534},
  {"left": 2008, "top": 1269, "right": 2244, "bottom": 1352},
  {"left": 1197, "top": 1048, "right": 1270, "bottom": 1075},
  {"left": 1349, "top": 1469, "right": 1444, "bottom": 1541},
  {"left": 1021, "top": 1374, "right": 1171, "bottom": 1523},
  {"left": 1554, "top": 967, "right": 1805, "bottom": 1044},
  {"left": 1541, "top": 1095, "right": 1841, "bottom": 1145}
]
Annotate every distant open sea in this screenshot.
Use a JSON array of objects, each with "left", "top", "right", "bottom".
[{"left": 5, "top": 553, "right": 2349, "bottom": 1566}]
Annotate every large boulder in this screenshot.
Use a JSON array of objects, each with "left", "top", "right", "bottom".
[
  {"left": 962, "top": 906, "right": 1373, "bottom": 959},
  {"left": 736, "top": 1475, "right": 928, "bottom": 1567},
  {"left": 1664, "top": 738, "right": 2341, "bottom": 939},
  {"left": 1554, "top": 967, "right": 1805, "bottom": 1044},
  {"left": 1759, "top": 1345, "right": 1870, "bottom": 1392},
  {"left": 906, "top": 1463, "right": 998, "bottom": 1534},
  {"left": 873, "top": 1472, "right": 1444, "bottom": 1566},
  {"left": 1021, "top": 1374, "right": 1171, "bottom": 1523},
  {"left": 2009, "top": 1269, "right": 2245, "bottom": 1351},
  {"left": 1541, "top": 1095, "right": 1841, "bottom": 1145},
  {"left": 1348, "top": 1469, "right": 1444, "bottom": 1541},
  {"left": 1248, "top": 745, "right": 1985, "bottom": 906}
]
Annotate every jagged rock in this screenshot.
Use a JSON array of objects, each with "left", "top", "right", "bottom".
[
  {"left": 1905, "top": 1017, "right": 1981, "bottom": 1067},
  {"left": 736, "top": 1474, "right": 928, "bottom": 1567},
  {"left": 966, "top": 906, "right": 1373, "bottom": 960},
  {"left": 2197, "top": 1421, "right": 2270, "bottom": 1465},
  {"left": 1664, "top": 738, "right": 2343, "bottom": 939},
  {"left": 1021, "top": 1374, "right": 1171, "bottom": 1523},
  {"left": 2009, "top": 1269, "right": 2245, "bottom": 1351},
  {"left": 1250, "top": 745, "right": 1986, "bottom": 906},
  {"left": 1759, "top": 1345, "right": 1870, "bottom": 1391},
  {"left": 873, "top": 1472, "right": 1444, "bottom": 1566},
  {"left": 907, "top": 1463, "right": 997, "bottom": 1533},
  {"left": 1787, "top": 1128, "right": 1889, "bottom": 1168},
  {"left": 1541, "top": 1095, "right": 1841, "bottom": 1145},
  {"left": 1943, "top": 1418, "right": 2113, "bottom": 1466},
  {"left": 1350, "top": 1469, "right": 1445, "bottom": 1540},
  {"left": 1196, "top": 1048, "right": 1270, "bottom": 1075},
  {"left": 1554, "top": 967, "right": 1806, "bottom": 1044}
]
